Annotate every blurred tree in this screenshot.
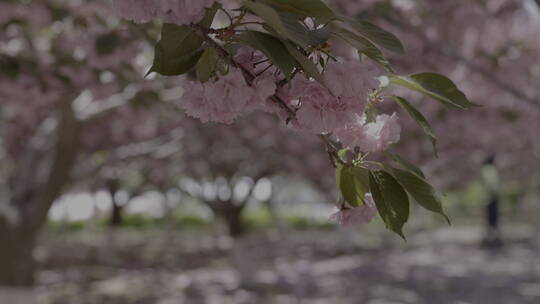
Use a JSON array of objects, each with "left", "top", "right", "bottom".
[
  {"left": 176, "top": 114, "right": 332, "bottom": 238},
  {"left": 0, "top": 0, "right": 174, "bottom": 288},
  {"left": 1, "top": 0, "right": 538, "bottom": 296},
  {"left": 331, "top": 0, "right": 540, "bottom": 191}
]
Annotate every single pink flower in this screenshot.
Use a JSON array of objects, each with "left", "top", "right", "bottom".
[
  {"left": 335, "top": 113, "right": 401, "bottom": 152},
  {"left": 334, "top": 114, "right": 368, "bottom": 147},
  {"left": 180, "top": 69, "right": 251, "bottom": 124},
  {"left": 283, "top": 59, "right": 378, "bottom": 133},
  {"left": 361, "top": 113, "right": 401, "bottom": 152},
  {"left": 180, "top": 68, "right": 276, "bottom": 124},
  {"left": 331, "top": 193, "right": 377, "bottom": 226}
]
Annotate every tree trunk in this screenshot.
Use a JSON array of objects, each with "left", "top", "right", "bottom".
[
  {"left": 221, "top": 204, "right": 246, "bottom": 239},
  {"left": 0, "top": 223, "right": 36, "bottom": 287},
  {"left": 159, "top": 195, "right": 179, "bottom": 261},
  {"left": 263, "top": 199, "right": 285, "bottom": 240},
  {"left": 102, "top": 200, "right": 123, "bottom": 264},
  {"left": 109, "top": 202, "right": 124, "bottom": 227},
  {"left": 230, "top": 234, "right": 258, "bottom": 288},
  {"left": 214, "top": 203, "right": 257, "bottom": 287},
  {"left": 160, "top": 196, "right": 177, "bottom": 240},
  {"left": 0, "top": 98, "right": 81, "bottom": 292}
]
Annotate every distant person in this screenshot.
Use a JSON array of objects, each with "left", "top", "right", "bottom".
[{"left": 481, "top": 155, "right": 502, "bottom": 247}]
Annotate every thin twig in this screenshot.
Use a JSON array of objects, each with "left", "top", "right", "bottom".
[{"left": 255, "top": 63, "right": 273, "bottom": 77}]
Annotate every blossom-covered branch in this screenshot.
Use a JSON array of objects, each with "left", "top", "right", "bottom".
[{"left": 111, "top": 0, "right": 475, "bottom": 238}]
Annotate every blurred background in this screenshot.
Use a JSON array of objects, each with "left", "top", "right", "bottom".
[{"left": 1, "top": 0, "right": 540, "bottom": 303}]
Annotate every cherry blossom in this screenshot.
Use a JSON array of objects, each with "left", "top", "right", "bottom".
[
  {"left": 334, "top": 113, "right": 401, "bottom": 152},
  {"left": 333, "top": 115, "right": 368, "bottom": 148},
  {"left": 324, "top": 59, "right": 379, "bottom": 109},
  {"left": 180, "top": 68, "right": 276, "bottom": 124},
  {"left": 331, "top": 193, "right": 377, "bottom": 226},
  {"left": 362, "top": 113, "right": 402, "bottom": 152},
  {"left": 287, "top": 60, "right": 378, "bottom": 134}
]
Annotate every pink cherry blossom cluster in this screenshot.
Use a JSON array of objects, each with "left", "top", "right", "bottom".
[
  {"left": 335, "top": 113, "right": 401, "bottom": 152},
  {"left": 289, "top": 59, "right": 375, "bottom": 133},
  {"left": 180, "top": 50, "right": 401, "bottom": 152},
  {"left": 288, "top": 60, "right": 400, "bottom": 152},
  {"left": 180, "top": 68, "right": 276, "bottom": 124},
  {"left": 111, "top": 1, "right": 403, "bottom": 153}
]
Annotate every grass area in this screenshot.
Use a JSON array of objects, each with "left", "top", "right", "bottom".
[{"left": 46, "top": 183, "right": 537, "bottom": 234}]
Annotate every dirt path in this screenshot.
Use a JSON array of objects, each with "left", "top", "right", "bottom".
[{"left": 36, "top": 226, "right": 540, "bottom": 304}]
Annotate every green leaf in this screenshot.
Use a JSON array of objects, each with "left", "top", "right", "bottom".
[
  {"left": 336, "top": 165, "right": 360, "bottom": 207},
  {"left": 278, "top": 11, "right": 315, "bottom": 46},
  {"left": 389, "top": 167, "right": 450, "bottom": 224},
  {"left": 244, "top": 2, "right": 311, "bottom": 47},
  {"left": 384, "top": 152, "right": 425, "bottom": 179},
  {"left": 352, "top": 166, "right": 370, "bottom": 198},
  {"left": 390, "top": 73, "right": 477, "bottom": 109},
  {"left": 332, "top": 29, "right": 391, "bottom": 72},
  {"left": 234, "top": 30, "right": 297, "bottom": 79},
  {"left": 319, "top": 55, "right": 325, "bottom": 68},
  {"left": 337, "top": 148, "right": 350, "bottom": 161},
  {"left": 340, "top": 17, "right": 404, "bottom": 54},
  {"left": 369, "top": 170, "right": 409, "bottom": 239},
  {"left": 261, "top": 0, "right": 336, "bottom": 23},
  {"left": 392, "top": 96, "right": 437, "bottom": 156},
  {"left": 284, "top": 42, "right": 322, "bottom": 82},
  {"left": 336, "top": 165, "right": 372, "bottom": 207},
  {"left": 149, "top": 24, "right": 204, "bottom": 76},
  {"left": 196, "top": 47, "right": 220, "bottom": 82},
  {"left": 308, "top": 26, "right": 332, "bottom": 46},
  {"left": 244, "top": 2, "right": 331, "bottom": 47}
]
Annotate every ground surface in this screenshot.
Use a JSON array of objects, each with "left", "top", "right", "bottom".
[{"left": 35, "top": 225, "right": 540, "bottom": 304}]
